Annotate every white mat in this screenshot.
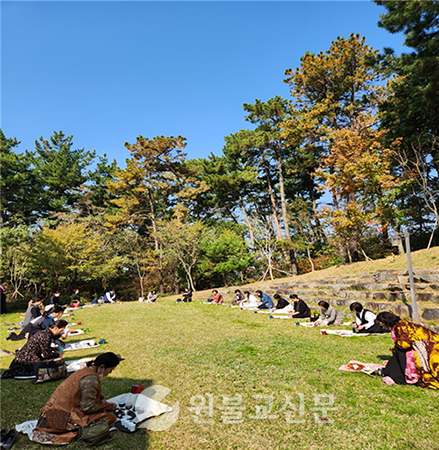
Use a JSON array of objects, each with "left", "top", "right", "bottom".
[
  {"left": 108, "top": 392, "right": 173, "bottom": 424},
  {"left": 66, "top": 329, "right": 84, "bottom": 336},
  {"left": 65, "top": 358, "right": 94, "bottom": 372},
  {"left": 63, "top": 340, "right": 99, "bottom": 351},
  {"left": 321, "top": 329, "right": 371, "bottom": 337},
  {"left": 202, "top": 302, "right": 228, "bottom": 306}
]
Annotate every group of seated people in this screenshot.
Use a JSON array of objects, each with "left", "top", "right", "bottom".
[
  {"left": 2, "top": 290, "right": 125, "bottom": 443},
  {"left": 7, "top": 304, "right": 67, "bottom": 341},
  {"left": 231, "top": 289, "right": 394, "bottom": 333},
  {"left": 0, "top": 284, "right": 438, "bottom": 450},
  {"left": 4, "top": 345, "right": 121, "bottom": 445}
]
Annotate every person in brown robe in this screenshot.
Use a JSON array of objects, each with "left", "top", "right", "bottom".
[{"left": 33, "top": 352, "right": 121, "bottom": 444}]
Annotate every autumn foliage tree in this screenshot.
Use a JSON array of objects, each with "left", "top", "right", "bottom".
[{"left": 284, "top": 35, "right": 396, "bottom": 262}]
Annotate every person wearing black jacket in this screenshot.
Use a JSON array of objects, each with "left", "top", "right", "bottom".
[
  {"left": 289, "top": 294, "right": 311, "bottom": 319},
  {"left": 273, "top": 294, "right": 289, "bottom": 310},
  {"left": 182, "top": 288, "right": 192, "bottom": 302}
]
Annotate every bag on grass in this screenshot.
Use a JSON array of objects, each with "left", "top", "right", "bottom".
[
  {"left": 70, "top": 300, "right": 81, "bottom": 308},
  {"left": 80, "top": 419, "right": 112, "bottom": 446},
  {"left": 34, "top": 358, "right": 67, "bottom": 383}
]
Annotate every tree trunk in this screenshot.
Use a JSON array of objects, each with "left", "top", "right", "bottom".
[
  {"left": 186, "top": 269, "right": 196, "bottom": 292},
  {"left": 264, "top": 165, "right": 283, "bottom": 240},
  {"left": 275, "top": 148, "right": 290, "bottom": 240},
  {"left": 239, "top": 196, "right": 256, "bottom": 247},
  {"left": 288, "top": 250, "right": 298, "bottom": 276},
  {"left": 307, "top": 246, "right": 315, "bottom": 272},
  {"left": 222, "top": 272, "right": 228, "bottom": 287}
]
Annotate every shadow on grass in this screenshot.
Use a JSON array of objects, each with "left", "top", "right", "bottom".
[
  {"left": 0, "top": 376, "right": 177, "bottom": 449},
  {"left": 376, "top": 354, "right": 391, "bottom": 361}
]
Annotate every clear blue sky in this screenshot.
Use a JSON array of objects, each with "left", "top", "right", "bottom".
[{"left": 2, "top": 1, "right": 406, "bottom": 168}]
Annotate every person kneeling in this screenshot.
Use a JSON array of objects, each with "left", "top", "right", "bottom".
[{"left": 33, "top": 352, "right": 121, "bottom": 445}]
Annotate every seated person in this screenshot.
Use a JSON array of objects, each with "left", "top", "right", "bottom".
[
  {"left": 241, "top": 291, "right": 260, "bottom": 308},
  {"left": 314, "top": 301, "right": 343, "bottom": 326},
  {"left": 273, "top": 294, "right": 290, "bottom": 310},
  {"left": 49, "top": 291, "right": 61, "bottom": 306},
  {"left": 146, "top": 290, "right": 158, "bottom": 303},
  {"left": 350, "top": 302, "right": 387, "bottom": 334},
  {"left": 289, "top": 294, "right": 311, "bottom": 318},
  {"left": 256, "top": 290, "right": 274, "bottom": 310},
  {"left": 22, "top": 294, "right": 45, "bottom": 327},
  {"left": 233, "top": 290, "right": 243, "bottom": 305},
  {"left": 375, "top": 312, "right": 439, "bottom": 389},
  {"left": 7, "top": 305, "right": 67, "bottom": 341},
  {"left": 70, "top": 288, "right": 80, "bottom": 303},
  {"left": 212, "top": 290, "right": 224, "bottom": 304},
  {"left": 104, "top": 289, "right": 116, "bottom": 303},
  {"left": 33, "top": 352, "right": 121, "bottom": 445},
  {"left": 1, "top": 320, "right": 68, "bottom": 379},
  {"left": 182, "top": 288, "right": 192, "bottom": 302}
]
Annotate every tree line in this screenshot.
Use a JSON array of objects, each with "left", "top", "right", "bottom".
[{"left": 1, "top": 1, "right": 438, "bottom": 302}]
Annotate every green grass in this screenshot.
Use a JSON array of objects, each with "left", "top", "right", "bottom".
[{"left": 1, "top": 300, "right": 439, "bottom": 450}]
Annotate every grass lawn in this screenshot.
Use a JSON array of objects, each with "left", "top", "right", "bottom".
[{"left": 1, "top": 300, "right": 439, "bottom": 450}]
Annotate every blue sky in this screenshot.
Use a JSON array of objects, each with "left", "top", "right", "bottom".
[{"left": 2, "top": 1, "right": 406, "bottom": 168}]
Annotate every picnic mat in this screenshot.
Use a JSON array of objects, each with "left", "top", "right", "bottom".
[
  {"left": 63, "top": 339, "right": 99, "bottom": 351},
  {"left": 202, "top": 302, "right": 229, "bottom": 306},
  {"left": 66, "top": 329, "right": 85, "bottom": 337},
  {"left": 65, "top": 357, "right": 94, "bottom": 372},
  {"left": 16, "top": 390, "right": 173, "bottom": 444},
  {"left": 338, "top": 360, "right": 384, "bottom": 374},
  {"left": 320, "top": 329, "right": 370, "bottom": 337}
]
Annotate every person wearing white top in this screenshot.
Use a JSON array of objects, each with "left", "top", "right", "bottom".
[
  {"left": 104, "top": 290, "right": 116, "bottom": 303},
  {"left": 240, "top": 291, "right": 260, "bottom": 308},
  {"left": 146, "top": 290, "right": 158, "bottom": 303},
  {"left": 350, "top": 302, "right": 387, "bottom": 334}
]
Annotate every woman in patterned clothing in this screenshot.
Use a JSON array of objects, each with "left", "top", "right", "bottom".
[
  {"left": 376, "top": 312, "right": 439, "bottom": 389},
  {"left": 1, "top": 320, "right": 67, "bottom": 379}
]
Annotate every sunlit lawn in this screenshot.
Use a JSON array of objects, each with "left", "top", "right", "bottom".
[{"left": 1, "top": 299, "right": 439, "bottom": 450}]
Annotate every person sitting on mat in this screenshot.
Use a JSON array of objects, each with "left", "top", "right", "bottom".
[
  {"left": 212, "top": 290, "right": 224, "bottom": 304},
  {"left": 70, "top": 288, "right": 80, "bottom": 303},
  {"left": 233, "top": 290, "right": 243, "bottom": 305},
  {"left": 49, "top": 290, "right": 62, "bottom": 306},
  {"left": 256, "top": 290, "right": 274, "bottom": 310},
  {"left": 350, "top": 302, "right": 387, "bottom": 334},
  {"left": 22, "top": 294, "right": 46, "bottom": 328},
  {"left": 240, "top": 291, "right": 260, "bottom": 308},
  {"left": 146, "top": 290, "right": 158, "bottom": 303},
  {"left": 289, "top": 294, "right": 311, "bottom": 319},
  {"left": 273, "top": 294, "right": 289, "bottom": 310},
  {"left": 33, "top": 352, "right": 121, "bottom": 445},
  {"left": 7, "top": 305, "right": 67, "bottom": 341},
  {"left": 104, "top": 289, "right": 116, "bottom": 303},
  {"left": 182, "top": 288, "right": 192, "bottom": 302},
  {"left": 314, "top": 301, "right": 343, "bottom": 326},
  {"left": 1, "top": 320, "right": 68, "bottom": 379},
  {"left": 375, "top": 312, "right": 439, "bottom": 389}
]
